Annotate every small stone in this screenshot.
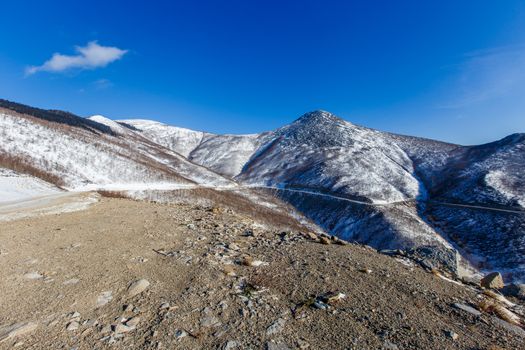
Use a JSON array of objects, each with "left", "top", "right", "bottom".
[
  {"left": 319, "top": 236, "right": 331, "bottom": 245},
  {"left": 24, "top": 272, "right": 43, "bottom": 280},
  {"left": 113, "top": 323, "right": 135, "bottom": 334},
  {"left": 66, "top": 321, "right": 80, "bottom": 331},
  {"left": 68, "top": 312, "right": 81, "bottom": 320},
  {"left": 325, "top": 292, "right": 346, "bottom": 304},
  {"left": 223, "top": 265, "right": 236, "bottom": 276},
  {"left": 480, "top": 272, "right": 504, "bottom": 289},
  {"left": 223, "top": 340, "right": 238, "bottom": 350},
  {"left": 453, "top": 303, "right": 481, "bottom": 316},
  {"left": 297, "top": 339, "right": 310, "bottom": 349},
  {"left": 382, "top": 341, "right": 399, "bottom": 350},
  {"left": 303, "top": 232, "right": 318, "bottom": 241},
  {"left": 201, "top": 314, "right": 221, "bottom": 328},
  {"left": 266, "top": 341, "right": 291, "bottom": 350},
  {"left": 175, "top": 329, "right": 188, "bottom": 339},
  {"left": 444, "top": 330, "right": 459, "bottom": 340},
  {"left": 127, "top": 279, "right": 150, "bottom": 297},
  {"left": 266, "top": 318, "right": 286, "bottom": 336},
  {"left": 359, "top": 268, "right": 372, "bottom": 274},
  {"left": 159, "top": 302, "right": 170, "bottom": 310},
  {"left": 125, "top": 316, "right": 140, "bottom": 327},
  {"left": 100, "top": 324, "right": 112, "bottom": 334},
  {"left": 96, "top": 291, "right": 113, "bottom": 307}
]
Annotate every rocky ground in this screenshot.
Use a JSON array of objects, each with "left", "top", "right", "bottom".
[{"left": 0, "top": 195, "right": 524, "bottom": 349}]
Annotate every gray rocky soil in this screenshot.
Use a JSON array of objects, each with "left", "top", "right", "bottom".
[{"left": 0, "top": 195, "right": 524, "bottom": 349}]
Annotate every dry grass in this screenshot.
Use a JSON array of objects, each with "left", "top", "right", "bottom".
[{"left": 0, "top": 152, "right": 65, "bottom": 187}]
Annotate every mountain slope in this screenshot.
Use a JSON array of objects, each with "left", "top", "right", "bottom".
[
  {"left": 0, "top": 100, "right": 234, "bottom": 191},
  {"left": 124, "top": 110, "right": 524, "bottom": 281}
]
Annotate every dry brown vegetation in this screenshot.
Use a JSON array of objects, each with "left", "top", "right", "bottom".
[{"left": 0, "top": 152, "right": 65, "bottom": 187}]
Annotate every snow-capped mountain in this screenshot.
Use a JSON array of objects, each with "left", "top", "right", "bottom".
[
  {"left": 1, "top": 99, "right": 523, "bottom": 281},
  {"left": 123, "top": 110, "right": 524, "bottom": 281},
  {"left": 0, "top": 99, "right": 234, "bottom": 191}
]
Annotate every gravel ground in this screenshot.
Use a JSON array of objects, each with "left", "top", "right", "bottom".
[{"left": 0, "top": 196, "right": 523, "bottom": 349}]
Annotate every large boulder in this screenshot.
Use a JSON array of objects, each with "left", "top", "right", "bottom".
[{"left": 480, "top": 272, "right": 504, "bottom": 289}]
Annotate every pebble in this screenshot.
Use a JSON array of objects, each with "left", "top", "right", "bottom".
[
  {"left": 266, "top": 318, "right": 286, "bottom": 336},
  {"left": 125, "top": 316, "right": 140, "bottom": 327},
  {"left": 96, "top": 291, "right": 113, "bottom": 307},
  {"left": 66, "top": 321, "right": 80, "bottom": 331},
  {"left": 175, "top": 329, "right": 188, "bottom": 339},
  {"left": 159, "top": 302, "right": 170, "bottom": 310},
  {"left": 127, "top": 279, "right": 150, "bottom": 297},
  {"left": 444, "top": 330, "right": 459, "bottom": 340},
  {"left": 223, "top": 340, "right": 239, "bottom": 349},
  {"left": 266, "top": 341, "right": 291, "bottom": 350},
  {"left": 382, "top": 341, "right": 399, "bottom": 350},
  {"left": 24, "top": 272, "right": 43, "bottom": 280},
  {"left": 113, "top": 324, "right": 135, "bottom": 334},
  {"left": 452, "top": 303, "right": 481, "bottom": 316},
  {"left": 319, "top": 237, "right": 331, "bottom": 245}
]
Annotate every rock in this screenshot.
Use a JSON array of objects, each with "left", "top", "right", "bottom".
[
  {"left": 223, "top": 340, "right": 239, "bottom": 349},
  {"left": 113, "top": 323, "right": 135, "bottom": 334},
  {"left": 66, "top": 321, "right": 80, "bottom": 331},
  {"left": 296, "top": 339, "right": 310, "bottom": 349},
  {"left": 382, "top": 341, "right": 399, "bottom": 350},
  {"left": 223, "top": 265, "right": 236, "bottom": 276},
  {"left": 480, "top": 272, "right": 504, "bottom": 289},
  {"left": 96, "top": 291, "right": 113, "bottom": 307},
  {"left": 501, "top": 284, "right": 525, "bottom": 300},
  {"left": 175, "top": 329, "right": 188, "bottom": 339},
  {"left": 62, "top": 278, "right": 79, "bottom": 285},
  {"left": 24, "top": 271, "right": 43, "bottom": 280},
  {"left": 266, "top": 341, "right": 291, "bottom": 350},
  {"left": 444, "top": 330, "right": 459, "bottom": 340},
  {"left": 319, "top": 237, "right": 331, "bottom": 245},
  {"left": 159, "top": 302, "right": 170, "bottom": 310},
  {"left": 68, "top": 311, "right": 81, "bottom": 320},
  {"left": 241, "top": 256, "right": 267, "bottom": 267},
  {"left": 266, "top": 318, "right": 286, "bottom": 336},
  {"left": 359, "top": 268, "right": 372, "bottom": 274},
  {"left": 125, "top": 316, "right": 140, "bottom": 327},
  {"left": 201, "top": 313, "right": 221, "bottom": 328},
  {"left": 127, "top": 279, "right": 150, "bottom": 297},
  {"left": 303, "top": 232, "right": 318, "bottom": 241},
  {"left": 0, "top": 322, "right": 38, "bottom": 343},
  {"left": 452, "top": 303, "right": 481, "bottom": 316},
  {"left": 325, "top": 292, "right": 346, "bottom": 304}
]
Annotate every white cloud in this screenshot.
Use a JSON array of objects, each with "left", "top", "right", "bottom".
[{"left": 26, "top": 41, "right": 127, "bottom": 75}]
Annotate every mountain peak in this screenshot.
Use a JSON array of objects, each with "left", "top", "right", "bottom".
[{"left": 294, "top": 110, "right": 343, "bottom": 125}]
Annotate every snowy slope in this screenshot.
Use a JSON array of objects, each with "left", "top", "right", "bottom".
[
  {"left": 0, "top": 102, "right": 234, "bottom": 191},
  {"left": 120, "top": 119, "right": 273, "bottom": 177},
  {"left": 0, "top": 168, "right": 61, "bottom": 203},
  {"left": 124, "top": 110, "right": 524, "bottom": 281}
]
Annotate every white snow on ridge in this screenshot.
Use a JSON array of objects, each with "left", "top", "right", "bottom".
[
  {"left": 119, "top": 119, "right": 206, "bottom": 157},
  {"left": 485, "top": 170, "right": 525, "bottom": 207}
]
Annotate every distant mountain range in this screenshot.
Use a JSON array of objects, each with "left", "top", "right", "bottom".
[{"left": 1, "top": 99, "right": 523, "bottom": 282}]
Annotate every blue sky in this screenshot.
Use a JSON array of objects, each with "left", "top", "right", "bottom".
[{"left": 1, "top": 1, "right": 524, "bottom": 144}]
